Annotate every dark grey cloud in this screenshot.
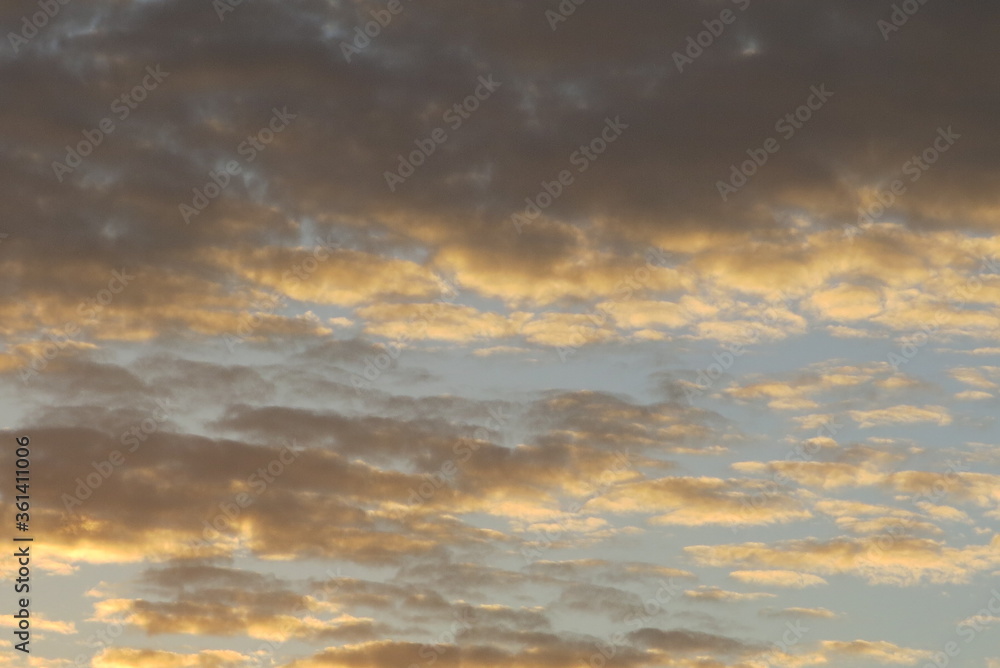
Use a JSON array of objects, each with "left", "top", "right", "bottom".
[{"left": 3, "top": 0, "right": 997, "bottom": 325}]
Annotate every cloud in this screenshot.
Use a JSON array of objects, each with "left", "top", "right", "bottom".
[
  {"left": 586, "top": 475, "right": 812, "bottom": 527},
  {"left": 817, "top": 639, "right": 935, "bottom": 664},
  {"left": 805, "top": 284, "right": 884, "bottom": 321},
  {"left": 682, "top": 586, "right": 777, "bottom": 603},
  {"left": 6, "top": 2, "right": 1000, "bottom": 662},
  {"left": 686, "top": 535, "right": 1000, "bottom": 585},
  {"left": 31, "top": 614, "right": 77, "bottom": 635},
  {"left": 523, "top": 559, "right": 695, "bottom": 584},
  {"left": 732, "top": 460, "right": 886, "bottom": 490},
  {"left": 728, "top": 570, "right": 828, "bottom": 588},
  {"left": 626, "top": 627, "right": 766, "bottom": 655},
  {"left": 553, "top": 583, "right": 646, "bottom": 621},
  {"left": 949, "top": 366, "right": 1000, "bottom": 390},
  {"left": 848, "top": 405, "right": 952, "bottom": 428},
  {"left": 92, "top": 648, "right": 247, "bottom": 668},
  {"left": 759, "top": 607, "right": 841, "bottom": 620}
]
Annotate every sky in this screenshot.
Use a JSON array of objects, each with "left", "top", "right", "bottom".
[{"left": 1, "top": 0, "right": 1000, "bottom": 667}]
